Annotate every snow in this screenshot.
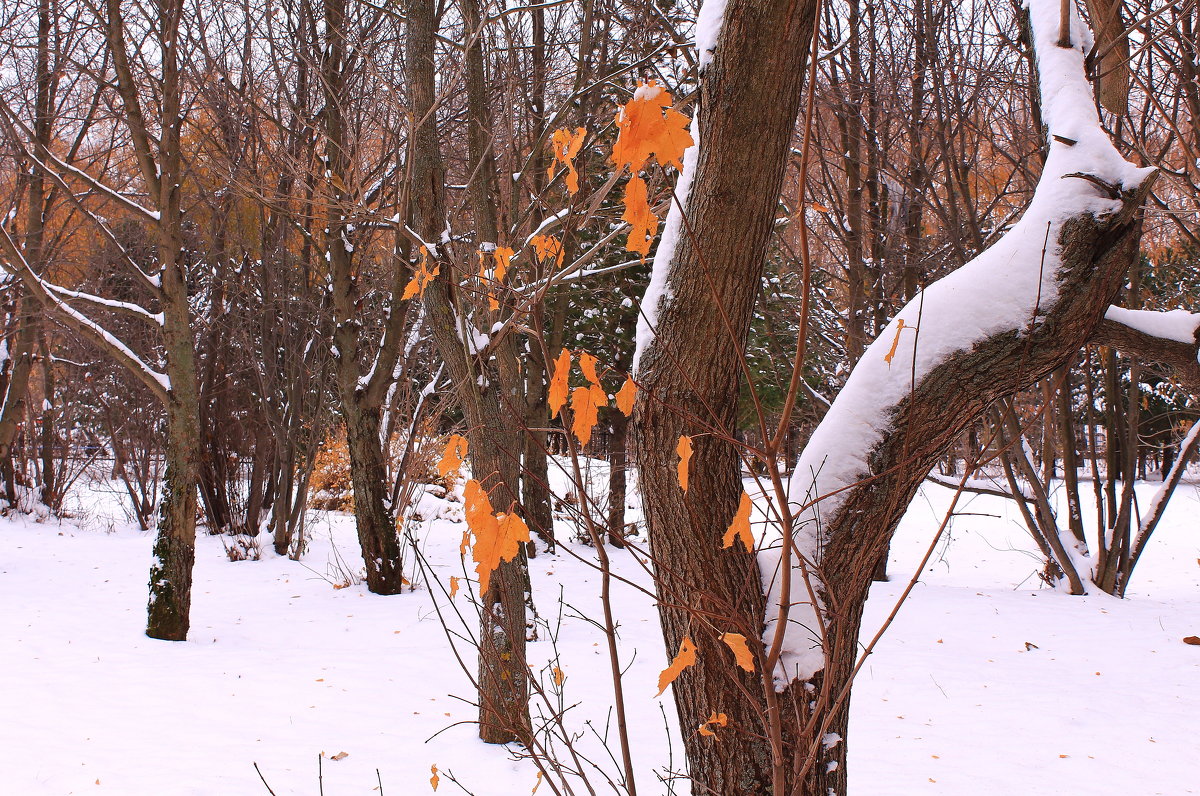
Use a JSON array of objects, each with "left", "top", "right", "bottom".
[
  {"left": 1104, "top": 306, "right": 1200, "bottom": 345},
  {"left": 1, "top": 472, "right": 1197, "bottom": 794},
  {"left": 694, "top": 0, "right": 729, "bottom": 69},
  {"left": 761, "top": 0, "right": 1156, "bottom": 685},
  {"left": 633, "top": 108, "right": 700, "bottom": 373}
]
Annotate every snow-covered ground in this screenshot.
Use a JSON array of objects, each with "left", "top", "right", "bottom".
[{"left": 1, "top": 468, "right": 1197, "bottom": 795}]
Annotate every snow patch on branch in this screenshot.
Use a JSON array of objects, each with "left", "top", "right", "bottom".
[
  {"left": 761, "top": 0, "right": 1154, "bottom": 686},
  {"left": 633, "top": 108, "right": 700, "bottom": 373},
  {"left": 694, "top": 0, "right": 728, "bottom": 70},
  {"left": 1104, "top": 306, "right": 1200, "bottom": 345}
]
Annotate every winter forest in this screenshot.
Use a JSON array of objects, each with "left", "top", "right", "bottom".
[{"left": 1, "top": 0, "right": 1198, "bottom": 792}]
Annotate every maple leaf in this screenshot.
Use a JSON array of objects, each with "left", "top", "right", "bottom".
[
  {"left": 531, "top": 234, "right": 565, "bottom": 266},
  {"left": 449, "top": 576, "right": 459, "bottom": 599},
  {"left": 578, "top": 351, "right": 601, "bottom": 386},
  {"left": 403, "top": 246, "right": 439, "bottom": 300},
  {"left": 721, "top": 491, "right": 754, "bottom": 551},
  {"left": 549, "top": 349, "right": 571, "bottom": 418},
  {"left": 720, "top": 632, "right": 756, "bottom": 672},
  {"left": 622, "top": 174, "right": 659, "bottom": 259},
  {"left": 437, "top": 434, "right": 468, "bottom": 477},
  {"left": 493, "top": 246, "right": 514, "bottom": 282},
  {"left": 883, "top": 318, "right": 907, "bottom": 366},
  {"left": 697, "top": 711, "right": 728, "bottom": 738},
  {"left": 465, "top": 479, "right": 531, "bottom": 594},
  {"left": 460, "top": 530, "right": 471, "bottom": 557},
  {"left": 656, "top": 635, "right": 697, "bottom": 696},
  {"left": 547, "top": 127, "right": 586, "bottom": 194},
  {"left": 677, "top": 435, "right": 693, "bottom": 492},
  {"left": 615, "top": 375, "right": 637, "bottom": 416},
  {"left": 570, "top": 384, "right": 606, "bottom": 445},
  {"left": 430, "top": 764, "right": 440, "bottom": 791},
  {"left": 612, "top": 80, "right": 694, "bottom": 173}
]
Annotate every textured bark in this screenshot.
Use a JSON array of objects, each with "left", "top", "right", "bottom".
[
  {"left": 631, "top": 0, "right": 818, "bottom": 790},
  {"left": 408, "top": 0, "right": 530, "bottom": 744},
  {"left": 1092, "top": 317, "right": 1200, "bottom": 395}
]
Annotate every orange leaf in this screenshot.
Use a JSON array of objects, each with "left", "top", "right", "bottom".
[
  {"left": 676, "top": 435, "right": 693, "bottom": 492},
  {"left": 720, "top": 632, "right": 756, "bottom": 672},
  {"left": 656, "top": 635, "right": 697, "bottom": 696},
  {"left": 621, "top": 174, "right": 659, "bottom": 259},
  {"left": 612, "top": 81, "right": 694, "bottom": 173},
  {"left": 553, "top": 666, "right": 565, "bottom": 686},
  {"left": 616, "top": 375, "right": 637, "bottom": 416},
  {"left": 449, "top": 576, "right": 460, "bottom": 599},
  {"left": 578, "top": 351, "right": 601, "bottom": 387},
  {"left": 466, "top": 479, "right": 531, "bottom": 594},
  {"left": 493, "top": 246, "right": 514, "bottom": 282},
  {"left": 430, "top": 764, "right": 440, "bottom": 791},
  {"left": 403, "top": 246, "right": 439, "bottom": 300},
  {"left": 570, "top": 383, "right": 606, "bottom": 446},
  {"left": 532, "top": 771, "right": 544, "bottom": 794},
  {"left": 697, "top": 711, "right": 728, "bottom": 737},
  {"left": 437, "top": 434, "right": 469, "bottom": 477},
  {"left": 547, "top": 127, "right": 586, "bottom": 194},
  {"left": 721, "top": 491, "right": 753, "bottom": 551},
  {"left": 549, "top": 348, "right": 571, "bottom": 418},
  {"left": 883, "top": 318, "right": 907, "bottom": 366},
  {"left": 460, "top": 530, "right": 471, "bottom": 557},
  {"left": 531, "top": 234, "right": 565, "bottom": 266}
]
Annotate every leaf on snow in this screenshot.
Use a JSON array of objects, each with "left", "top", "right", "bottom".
[
  {"left": 437, "top": 434, "right": 469, "bottom": 477},
  {"left": 570, "top": 384, "right": 606, "bottom": 446},
  {"left": 553, "top": 666, "right": 565, "bottom": 686},
  {"left": 621, "top": 174, "right": 659, "bottom": 259},
  {"left": 549, "top": 348, "right": 572, "bottom": 418},
  {"left": 616, "top": 375, "right": 637, "bottom": 416},
  {"left": 721, "top": 491, "right": 754, "bottom": 551},
  {"left": 547, "top": 127, "right": 586, "bottom": 194},
  {"left": 330, "top": 751, "right": 349, "bottom": 761},
  {"left": 656, "top": 635, "right": 697, "bottom": 696},
  {"left": 720, "top": 632, "right": 756, "bottom": 672},
  {"left": 883, "top": 318, "right": 907, "bottom": 366},
  {"left": 612, "top": 80, "right": 694, "bottom": 173},
  {"left": 676, "top": 435, "right": 693, "bottom": 492},
  {"left": 430, "top": 764, "right": 439, "bottom": 791},
  {"left": 449, "top": 575, "right": 460, "bottom": 599}
]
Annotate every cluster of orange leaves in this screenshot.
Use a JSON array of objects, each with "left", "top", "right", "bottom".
[
  {"left": 402, "top": 245, "right": 438, "bottom": 300},
  {"left": 548, "top": 349, "right": 637, "bottom": 446},
  {"left": 547, "top": 126, "right": 586, "bottom": 194}
]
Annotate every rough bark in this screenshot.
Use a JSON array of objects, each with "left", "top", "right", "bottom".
[{"left": 631, "top": 0, "right": 817, "bottom": 790}]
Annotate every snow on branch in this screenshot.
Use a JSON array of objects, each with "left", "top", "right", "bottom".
[{"left": 762, "top": 0, "right": 1155, "bottom": 685}]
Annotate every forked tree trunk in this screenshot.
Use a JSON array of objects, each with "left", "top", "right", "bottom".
[{"left": 633, "top": 1, "right": 1152, "bottom": 793}]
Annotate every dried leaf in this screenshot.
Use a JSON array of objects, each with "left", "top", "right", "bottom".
[
  {"left": 1184, "top": 636, "right": 1200, "bottom": 645},
  {"left": 697, "top": 711, "right": 728, "bottom": 737},
  {"left": 437, "top": 434, "right": 469, "bottom": 477},
  {"left": 430, "top": 764, "right": 440, "bottom": 791},
  {"left": 460, "top": 530, "right": 471, "bottom": 557},
  {"left": 612, "top": 81, "right": 694, "bottom": 173},
  {"left": 493, "top": 246, "right": 514, "bottom": 282},
  {"left": 449, "top": 576, "right": 460, "bottom": 599},
  {"left": 676, "top": 435, "right": 693, "bottom": 492},
  {"left": 721, "top": 491, "right": 754, "bottom": 552},
  {"left": 883, "top": 318, "right": 907, "bottom": 366},
  {"left": 549, "top": 349, "right": 572, "bottom": 418},
  {"left": 616, "top": 375, "right": 637, "bottom": 416},
  {"left": 531, "top": 234, "right": 565, "bottom": 266},
  {"left": 570, "top": 384, "right": 607, "bottom": 446},
  {"left": 465, "top": 479, "right": 531, "bottom": 594},
  {"left": 656, "top": 635, "right": 697, "bottom": 696},
  {"left": 330, "top": 751, "right": 349, "bottom": 761},
  {"left": 553, "top": 666, "right": 565, "bottom": 686},
  {"left": 403, "top": 246, "right": 439, "bottom": 300},
  {"left": 809, "top": 202, "right": 831, "bottom": 213},
  {"left": 547, "top": 127, "right": 586, "bottom": 194},
  {"left": 578, "top": 351, "right": 601, "bottom": 387},
  {"left": 720, "top": 632, "right": 756, "bottom": 672},
  {"left": 621, "top": 174, "right": 659, "bottom": 259},
  {"left": 532, "top": 771, "right": 544, "bottom": 794}
]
